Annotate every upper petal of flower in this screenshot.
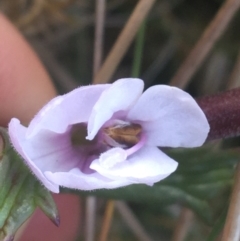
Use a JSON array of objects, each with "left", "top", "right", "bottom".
[
  {"left": 87, "top": 78, "right": 144, "bottom": 140},
  {"left": 27, "top": 84, "right": 109, "bottom": 138},
  {"left": 90, "top": 146, "right": 178, "bottom": 185},
  {"left": 127, "top": 85, "right": 209, "bottom": 147}
]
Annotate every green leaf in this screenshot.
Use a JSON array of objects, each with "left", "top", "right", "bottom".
[
  {"left": 206, "top": 206, "right": 228, "bottom": 241},
  {"left": 0, "top": 129, "right": 59, "bottom": 240}
]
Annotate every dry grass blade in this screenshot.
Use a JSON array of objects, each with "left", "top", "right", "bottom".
[
  {"left": 93, "top": 0, "right": 105, "bottom": 77},
  {"left": 169, "top": 0, "right": 240, "bottom": 89},
  {"left": 221, "top": 162, "right": 240, "bottom": 241},
  {"left": 116, "top": 201, "right": 154, "bottom": 241},
  {"left": 93, "top": 0, "right": 156, "bottom": 84},
  {"left": 16, "top": 0, "right": 45, "bottom": 27},
  {"left": 171, "top": 208, "right": 193, "bottom": 241},
  {"left": 226, "top": 48, "right": 240, "bottom": 89},
  {"left": 99, "top": 200, "right": 115, "bottom": 241}
]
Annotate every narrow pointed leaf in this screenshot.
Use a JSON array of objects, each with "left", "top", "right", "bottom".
[
  {"left": 35, "top": 184, "right": 60, "bottom": 226},
  {"left": 0, "top": 129, "right": 59, "bottom": 240}
]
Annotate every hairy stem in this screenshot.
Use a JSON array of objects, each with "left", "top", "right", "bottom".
[{"left": 196, "top": 87, "right": 240, "bottom": 140}]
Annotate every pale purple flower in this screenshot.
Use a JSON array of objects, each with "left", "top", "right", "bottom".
[{"left": 8, "top": 78, "right": 209, "bottom": 193}]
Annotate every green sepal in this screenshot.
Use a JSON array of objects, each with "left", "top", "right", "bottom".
[
  {"left": 0, "top": 128, "right": 59, "bottom": 240},
  {"left": 35, "top": 184, "right": 60, "bottom": 226}
]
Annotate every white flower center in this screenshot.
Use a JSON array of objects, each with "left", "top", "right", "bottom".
[{"left": 99, "top": 148, "right": 127, "bottom": 169}]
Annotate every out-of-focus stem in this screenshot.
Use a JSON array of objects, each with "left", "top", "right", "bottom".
[
  {"left": 93, "top": 0, "right": 105, "bottom": 77},
  {"left": 221, "top": 162, "right": 240, "bottom": 241},
  {"left": 116, "top": 201, "right": 154, "bottom": 241},
  {"left": 196, "top": 87, "right": 240, "bottom": 140},
  {"left": 131, "top": 21, "right": 146, "bottom": 78},
  {"left": 171, "top": 208, "right": 193, "bottom": 241},
  {"left": 86, "top": 1, "right": 106, "bottom": 241},
  {"left": 85, "top": 196, "right": 97, "bottom": 241},
  {"left": 16, "top": 0, "right": 44, "bottom": 27},
  {"left": 226, "top": 48, "right": 240, "bottom": 89},
  {"left": 169, "top": 0, "right": 240, "bottom": 89},
  {"left": 93, "top": 0, "right": 156, "bottom": 84},
  {"left": 99, "top": 200, "right": 115, "bottom": 241}
]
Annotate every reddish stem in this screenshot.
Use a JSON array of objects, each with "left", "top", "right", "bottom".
[{"left": 196, "top": 88, "right": 240, "bottom": 140}]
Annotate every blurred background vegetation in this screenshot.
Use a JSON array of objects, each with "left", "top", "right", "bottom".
[
  {"left": 1, "top": 0, "right": 240, "bottom": 240},
  {"left": 1, "top": 0, "right": 240, "bottom": 93}
]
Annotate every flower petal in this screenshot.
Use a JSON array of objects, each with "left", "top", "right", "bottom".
[
  {"left": 87, "top": 78, "right": 144, "bottom": 140},
  {"left": 90, "top": 146, "right": 178, "bottom": 185},
  {"left": 27, "top": 84, "right": 109, "bottom": 138},
  {"left": 127, "top": 85, "right": 209, "bottom": 147},
  {"left": 8, "top": 118, "right": 59, "bottom": 193},
  {"left": 45, "top": 169, "right": 131, "bottom": 190}
]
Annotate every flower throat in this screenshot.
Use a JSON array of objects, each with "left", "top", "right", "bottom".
[{"left": 70, "top": 122, "right": 142, "bottom": 148}]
